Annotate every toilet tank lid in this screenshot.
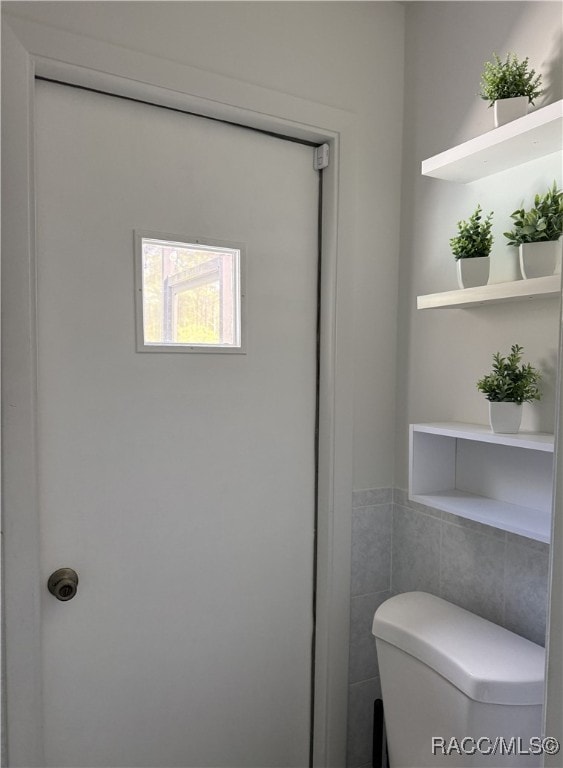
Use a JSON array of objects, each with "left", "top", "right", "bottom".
[{"left": 372, "top": 592, "right": 545, "bottom": 705}]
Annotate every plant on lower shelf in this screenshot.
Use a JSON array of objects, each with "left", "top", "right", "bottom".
[
  {"left": 477, "top": 345, "right": 542, "bottom": 434},
  {"left": 477, "top": 344, "right": 542, "bottom": 404},
  {"left": 450, "top": 204, "right": 494, "bottom": 260},
  {"left": 479, "top": 52, "right": 543, "bottom": 106},
  {"left": 504, "top": 182, "right": 563, "bottom": 246}
]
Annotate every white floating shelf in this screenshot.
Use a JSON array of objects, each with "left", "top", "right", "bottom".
[
  {"left": 413, "top": 421, "right": 554, "bottom": 452},
  {"left": 417, "top": 274, "right": 561, "bottom": 310},
  {"left": 409, "top": 422, "right": 554, "bottom": 542},
  {"left": 411, "top": 489, "right": 551, "bottom": 543},
  {"left": 421, "top": 100, "right": 563, "bottom": 183}
]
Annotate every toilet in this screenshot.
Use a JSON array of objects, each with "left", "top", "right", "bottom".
[{"left": 372, "top": 592, "right": 545, "bottom": 767}]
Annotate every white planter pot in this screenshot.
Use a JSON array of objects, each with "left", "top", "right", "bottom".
[
  {"left": 519, "top": 239, "right": 563, "bottom": 279},
  {"left": 456, "top": 257, "right": 490, "bottom": 289},
  {"left": 489, "top": 401, "right": 523, "bottom": 434},
  {"left": 493, "top": 96, "right": 528, "bottom": 128}
]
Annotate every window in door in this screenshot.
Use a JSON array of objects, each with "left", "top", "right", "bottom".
[{"left": 135, "top": 232, "right": 244, "bottom": 352}]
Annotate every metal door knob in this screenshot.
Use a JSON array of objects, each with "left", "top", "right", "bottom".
[{"left": 48, "top": 568, "right": 79, "bottom": 601}]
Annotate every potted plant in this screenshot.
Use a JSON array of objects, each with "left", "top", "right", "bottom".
[
  {"left": 504, "top": 181, "right": 563, "bottom": 279},
  {"left": 479, "top": 53, "right": 543, "bottom": 127},
  {"left": 476, "top": 344, "right": 541, "bottom": 433},
  {"left": 450, "top": 204, "right": 493, "bottom": 289}
]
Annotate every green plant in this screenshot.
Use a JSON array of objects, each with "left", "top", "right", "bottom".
[
  {"left": 450, "top": 205, "right": 493, "bottom": 260},
  {"left": 479, "top": 53, "right": 543, "bottom": 106},
  {"left": 476, "top": 344, "right": 541, "bottom": 403},
  {"left": 504, "top": 181, "right": 563, "bottom": 246}
]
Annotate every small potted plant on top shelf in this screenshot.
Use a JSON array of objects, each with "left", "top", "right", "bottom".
[
  {"left": 450, "top": 204, "right": 493, "bottom": 289},
  {"left": 504, "top": 181, "right": 563, "bottom": 279},
  {"left": 479, "top": 52, "right": 543, "bottom": 128},
  {"left": 476, "top": 344, "right": 542, "bottom": 434}
]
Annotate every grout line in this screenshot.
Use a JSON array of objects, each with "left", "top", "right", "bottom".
[
  {"left": 352, "top": 503, "right": 394, "bottom": 512},
  {"left": 395, "top": 501, "right": 441, "bottom": 522}
]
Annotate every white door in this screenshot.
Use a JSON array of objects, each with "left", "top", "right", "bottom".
[{"left": 34, "top": 80, "right": 318, "bottom": 767}]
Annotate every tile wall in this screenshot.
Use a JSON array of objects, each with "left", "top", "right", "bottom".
[{"left": 346, "top": 488, "right": 551, "bottom": 768}]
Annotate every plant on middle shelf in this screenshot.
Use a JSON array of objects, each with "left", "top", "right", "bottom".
[
  {"left": 504, "top": 181, "right": 563, "bottom": 279},
  {"left": 450, "top": 204, "right": 493, "bottom": 289},
  {"left": 479, "top": 52, "right": 543, "bottom": 127},
  {"left": 476, "top": 344, "right": 542, "bottom": 434}
]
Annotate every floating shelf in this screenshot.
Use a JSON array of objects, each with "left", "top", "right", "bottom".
[
  {"left": 409, "top": 422, "right": 554, "bottom": 542},
  {"left": 412, "top": 421, "right": 554, "bottom": 451},
  {"left": 417, "top": 274, "right": 561, "bottom": 310},
  {"left": 421, "top": 100, "right": 563, "bottom": 183},
  {"left": 412, "top": 489, "right": 552, "bottom": 543}
]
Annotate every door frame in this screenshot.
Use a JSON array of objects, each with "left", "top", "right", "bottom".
[{"left": 2, "top": 15, "right": 356, "bottom": 767}]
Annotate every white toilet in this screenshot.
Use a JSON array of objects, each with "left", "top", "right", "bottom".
[{"left": 372, "top": 592, "right": 545, "bottom": 767}]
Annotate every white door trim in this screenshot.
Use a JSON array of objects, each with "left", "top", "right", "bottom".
[{"left": 2, "top": 15, "right": 356, "bottom": 767}]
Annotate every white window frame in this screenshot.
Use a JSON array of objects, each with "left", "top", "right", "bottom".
[{"left": 134, "top": 230, "right": 246, "bottom": 354}]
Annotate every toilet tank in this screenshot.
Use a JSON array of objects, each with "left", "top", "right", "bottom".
[{"left": 372, "top": 592, "right": 545, "bottom": 768}]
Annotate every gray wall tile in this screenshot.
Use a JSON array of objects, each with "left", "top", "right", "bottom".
[
  {"left": 349, "top": 591, "right": 390, "bottom": 683},
  {"left": 393, "top": 487, "right": 408, "bottom": 507},
  {"left": 440, "top": 521, "right": 505, "bottom": 625},
  {"left": 394, "top": 488, "right": 441, "bottom": 518},
  {"left": 347, "top": 677, "right": 381, "bottom": 768},
  {"left": 351, "top": 504, "right": 392, "bottom": 596},
  {"left": 504, "top": 538, "right": 549, "bottom": 645},
  {"left": 391, "top": 505, "right": 441, "bottom": 594},
  {"left": 441, "top": 510, "right": 507, "bottom": 541},
  {"left": 506, "top": 532, "right": 550, "bottom": 552},
  {"left": 353, "top": 488, "right": 393, "bottom": 508}
]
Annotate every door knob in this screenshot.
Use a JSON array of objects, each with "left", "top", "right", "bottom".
[{"left": 48, "top": 568, "right": 79, "bottom": 601}]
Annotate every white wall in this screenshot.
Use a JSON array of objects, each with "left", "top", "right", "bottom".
[
  {"left": 4, "top": 0, "right": 405, "bottom": 492},
  {"left": 396, "top": 1, "right": 563, "bottom": 489}
]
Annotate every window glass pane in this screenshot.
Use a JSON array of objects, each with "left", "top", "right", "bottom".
[{"left": 139, "top": 237, "right": 241, "bottom": 349}]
